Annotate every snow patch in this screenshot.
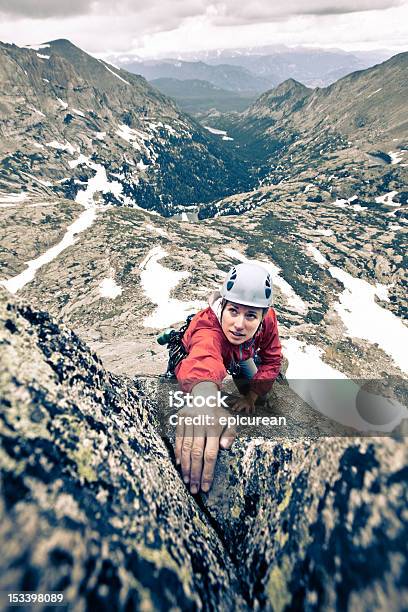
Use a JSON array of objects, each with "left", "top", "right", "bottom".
[
  {"left": 75, "top": 161, "right": 123, "bottom": 208},
  {"left": 99, "top": 60, "right": 131, "bottom": 85},
  {"left": 25, "top": 43, "right": 50, "bottom": 51},
  {"left": 148, "top": 122, "right": 164, "bottom": 131},
  {"left": 99, "top": 273, "right": 122, "bottom": 299},
  {"left": 56, "top": 97, "right": 68, "bottom": 109},
  {"left": 333, "top": 195, "right": 358, "bottom": 208},
  {"left": 145, "top": 223, "right": 169, "bottom": 237},
  {"left": 316, "top": 228, "right": 333, "bottom": 236},
  {"left": 164, "top": 124, "right": 177, "bottom": 136},
  {"left": 139, "top": 246, "right": 205, "bottom": 328},
  {"left": 204, "top": 126, "right": 227, "bottom": 135},
  {"left": 331, "top": 265, "right": 408, "bottom": 373},
  {"left": 136, "top": 159, "right": 148, "bottom": 171},
  {"left": 309, "top": 246, "right": 408, "bottom": 373},
  {"left": 366, "top": 87, "right": 382, "bottom": 99},
  {"left": 72, "top": 108, "right": 85, "bottom": 117},
  {"left": 388, "top": 150, "right": 404, "bottom": 164},
  {"left": 307, "top": 245, "right": 328, "bottom": 265},
  {"left": 284, "top": 338, "right": 346, "bottom": 380},
  {"left": 37, "top": 53, "right": 50, "bottom": 60},
  {"left": 68, "top": 154, "right": 91, "bottom": 169},
  {"left": 283, "top": 337, "right": 406, "bottom": 432},
  {"left": 375, "top": 191, "right": 399, "bottom": 206},
  {"left": 115, "top": 124, "right": 142, "bottom": 150},
  {"left": 204, "top": 125, "right": 234, "bottom": 141},
  {"left": 28, "top": 105, "right": 45, "bottom": 117},
  {"left": 45, "top": 140, "right": 78, "bottom": 156},
  {"left": 0, "top": 192, "right": 27, "bottom": 204}
]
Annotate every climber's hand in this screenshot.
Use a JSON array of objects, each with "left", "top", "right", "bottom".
[
  {"left": 232, "top": 391, "right": 257, "bottom": 414},
  {"left": 174, "top": 404, "right": 235, "bottom": 494}
]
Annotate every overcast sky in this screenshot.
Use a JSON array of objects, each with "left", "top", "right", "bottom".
[{"left": 0, "top": 0, "right": 407, "bottom": 58}]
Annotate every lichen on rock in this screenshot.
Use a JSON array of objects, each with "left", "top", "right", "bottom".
[
  {"left": 0, "top": 288, "right": 244, "bottom": 610},
  {"left": 1, "top": 287, "right": 407, "bottom": 611}
]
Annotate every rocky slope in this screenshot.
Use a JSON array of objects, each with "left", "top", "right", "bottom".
[
  {"left": 204, "top": 52, "right": 408, "bottom": 166},
  {"left": 0, "top": 39, "right": 250, "bottom": 216},
  {"left": 0, "top": 43, "right": 406, "bottom": 421},
  {"left": 198, "top": 54, "right": 407, "bottom": 336},
  {"left": 1, "top": 289, "right": 408, "bottom": 610}
]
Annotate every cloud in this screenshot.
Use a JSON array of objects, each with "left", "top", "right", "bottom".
[
  {"left": 0, "top": 0, "right": 406, "bottom": 56},
  {"left": 208, "top": 0, "right": 405, "bottom": 26},
  {"left": 1, "top": 0, "right": 403, "bottom": 22},
  {"left": 0, "top": 0, "right": 93, "bottom": 19},
  {"left": 0, "top": 0, "right": 207, "bottom": 21}
]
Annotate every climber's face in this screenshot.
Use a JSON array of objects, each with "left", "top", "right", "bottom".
[{"left": 221, "top": 301, "right": 263, "bottom": 345}]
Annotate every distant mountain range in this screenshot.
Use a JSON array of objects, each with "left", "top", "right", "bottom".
[
  {"left": 176, "top": 46, "right": 394, "bottom": 87},
  {"left": 127, "top": 59, "right": 274, "bottom": 92},
  {"left": 150, "top": 78, "right": 257, "bottom": 113},
  {"left": 115, "top": 46, "right": 394, "bottom": 91},
  {"left": 176, "top": 44, "right": 392, "bottom": 64},
  {"left": 120, "top": 45, "right": 396, "bottom": 115}
]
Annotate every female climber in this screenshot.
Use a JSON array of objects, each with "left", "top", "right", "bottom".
[{"left": 173, "top": 261, "right": 282, "bottom": 494}]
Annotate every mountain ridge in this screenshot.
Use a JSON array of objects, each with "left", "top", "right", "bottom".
[
  {"left": 208, "top": 50, "right": 408, "bottom": 166},
  {"left": 0, "top": 39, "right": 252, "bottom": 216},
  {"left": 123, "top": 57, "right": 276, "bottom": 93},
  {"left": 150, "top": 77, "right": 257, "bottom": 113},
  {"left": 109, "top": 44, "right": 395, "bottom": 89}
]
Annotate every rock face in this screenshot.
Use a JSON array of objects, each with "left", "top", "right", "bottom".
[
  {"left": 206, "top": 435, "right": 408, "bottom": 611},
  {"left": 0, "top": 289, "right": 244, "bottom": 610},
  {"left": 1, "top": 289, "right": 407, "bottom": 610},
  {"left": 0, "top": 39, "right": 250, "bottom": 216}
]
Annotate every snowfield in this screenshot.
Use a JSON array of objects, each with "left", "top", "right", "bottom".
[
  {"left": 139, "top": 246, "right": 205, "bottom": 328},
  {"left": 307, "top": 245, "right": 408, "bottom": 374}
]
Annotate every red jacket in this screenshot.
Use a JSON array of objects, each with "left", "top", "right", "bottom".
[{"left": 175, "top": 306, "right": 282, "bottom": 396}]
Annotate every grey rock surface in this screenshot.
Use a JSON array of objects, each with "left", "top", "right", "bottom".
[
  {"left": 205, "top": 434, "right": 408, "bottom": 611},
  {"left": 0, "top": 288, "right": 245, "bottom": 611},
  {"left": 1, "top": 289, "right": 407, "bottom": 610}
]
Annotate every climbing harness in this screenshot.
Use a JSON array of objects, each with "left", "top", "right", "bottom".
[{"left": 157, "top": 314, "right": 195, "bottom": 379}]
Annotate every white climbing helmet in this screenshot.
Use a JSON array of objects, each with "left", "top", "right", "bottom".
[{"left": 220, "top": 262, "right": 273, "bottom": 308}]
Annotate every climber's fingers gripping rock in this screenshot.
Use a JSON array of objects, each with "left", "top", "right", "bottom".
[{"left": 174, "top": 382, "right": 235, "bottom": 494}]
